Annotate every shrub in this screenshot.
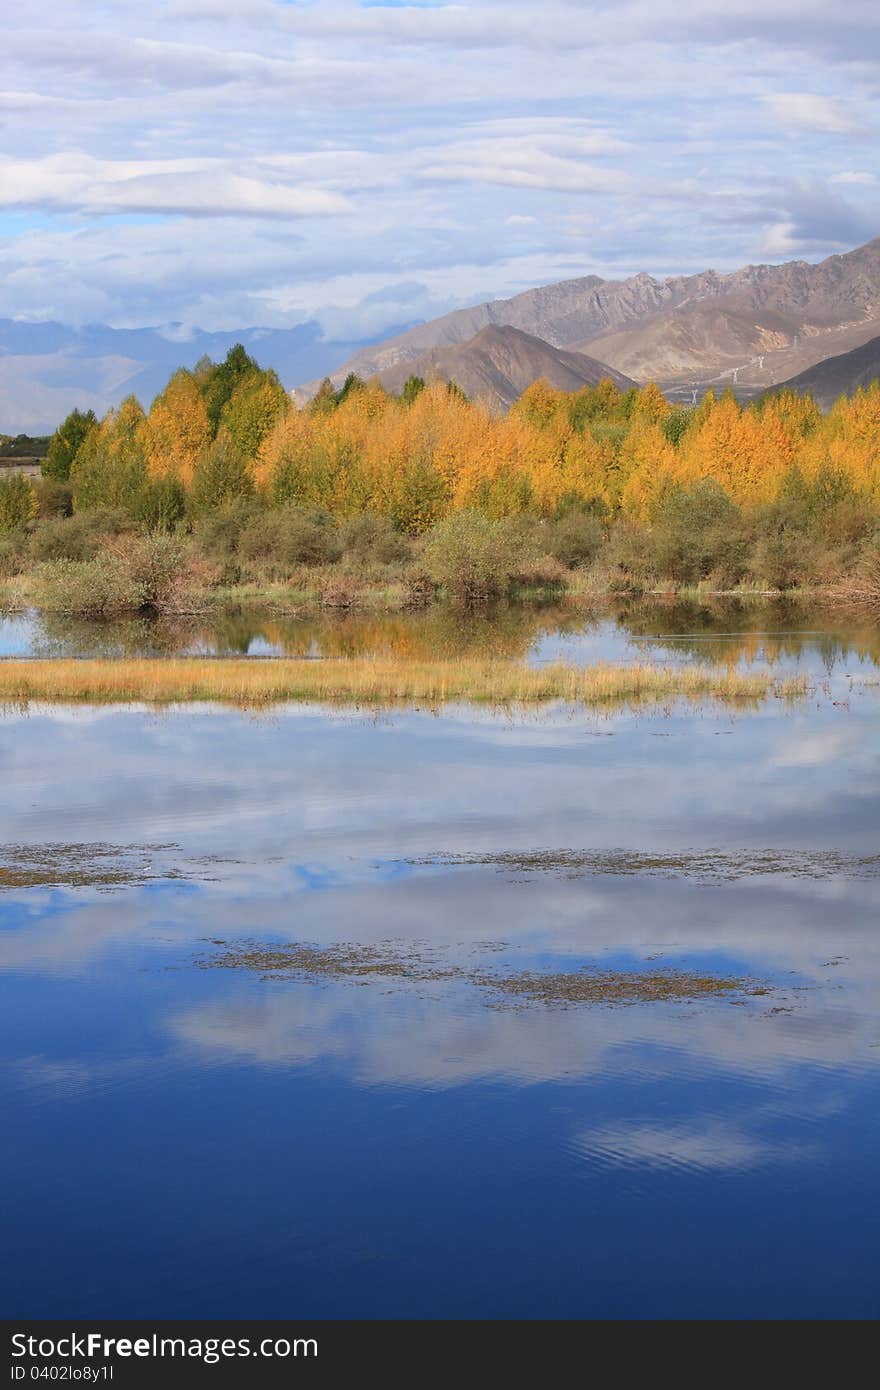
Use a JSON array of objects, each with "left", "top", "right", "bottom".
[
  {"left": 119, "top": 533, "right": 193, "bottom": 609},
  {"left": 604, "top": 520, "right": 654, "bottom": 589},
  {"left": 854, "top": 533, "right": 880, "bottom": 599},
  {"left": 136, "top": 476, "right": 187, "bottom": 532},
  {"left": 29, "top": 509, "right": 129, "bottom": 563},
  {"left": 0, "top": 532, "right": 27, "bottom": 577},
  {"left": 319, "top": 574, "right": 357, "bottom": 608},
  {"left": 35, "top": 533, "right": 196, "bottom": 614},
  {"left": 649, "top": 480, "right": 747, "bottom": 585},
  {"left": 421, "top": 510, "right": 528, "bottom": 601},
  {"left": 747, "top": 503, "right": 817, "bottom": 590},
  {"left": 37, "top": 553, "right": 146, "bottom": 614},
  {"left": 811, "top": 498, "right": 877, "bottom": 548},
  {"left": 237, "top": 505, "right": 341, "bottom": 576},
  {"left": 339, "top": 514, "right": 413, "bottom": 568},
  {"left": 34, "top": 478, "right": 74, "bottom": 519},
  {"left": 544, "top": 512, "right": 604, "bottom": 569},
  {"left": 194, "top": 499, "right": 259, "bottom": 555}
]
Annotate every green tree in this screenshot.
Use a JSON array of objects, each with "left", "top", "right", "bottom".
[
  {"left": 43, "top": 408, "right": 97, "bottom": 482},
  {"left": 191, "top": 429, "right": 254, "bottom": 512},
  {"left": 199, "top": 344, "right": 261, "bottom": 433},
  {"left": 70, "top": 397, "right": 148, "bottom": 513},
  {"left": 401, "top": 376, "right": 426, "bottom": 405},
  {"left": 0, "top": 474, "right": 37, "bottom": 532},
  {"left": 220, "top": 370, "right": 289, "bottom": 460}
]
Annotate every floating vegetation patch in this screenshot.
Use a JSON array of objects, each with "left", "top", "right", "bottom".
[
  {"left": 198, "top": 938, "right": 460, "bottom": 984},
  {"left": 403, "top": 847, "right": 880, "bottom": 884},
  {"left": 199, "top": 937, "right": 767, "bottom": 1008},
  {"left": 472, "top": 967, "right": 762, "bottom": 1006},
  {"left": 0, "top": 842, "right": 188, "bottom": 891}
]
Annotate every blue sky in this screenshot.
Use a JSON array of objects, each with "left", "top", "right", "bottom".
[{"left": 1, "top": 0, "right": 878, "bottom": 337}]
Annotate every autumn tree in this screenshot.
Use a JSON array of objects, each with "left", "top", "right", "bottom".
[{"left": 144, "top": 369, "right": 211, "bottom": 487}]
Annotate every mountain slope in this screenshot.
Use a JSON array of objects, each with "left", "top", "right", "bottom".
[
  {"left": 775, "top": 332, "right": 880, "bottom": 410},
  {"left": 310, "top": 237, "right": 880, "bottom": 400},
  {"left": 378, "top": 325, "right": 634, "bottom": 408}
]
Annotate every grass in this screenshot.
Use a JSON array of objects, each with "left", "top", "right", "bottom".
[{"left": 0, "top": 654, "right": 808, "bottom": 709}]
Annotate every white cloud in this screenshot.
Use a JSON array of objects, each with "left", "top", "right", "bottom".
[
  {"left": 763, "top": 92, "right": 865, "bottom": 134},
  {"left": 0, "top": 153, "right": 352, "bottom": 219},
  {"left": 832, "top": 171, "right": 877, "bottom": 185},
  {"left": 0, "top": 0, "right": 877, "bottom": 342}
]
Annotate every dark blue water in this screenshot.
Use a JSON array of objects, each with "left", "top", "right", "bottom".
[{"left": 1, "top": 618, "right": 879, "bottom": 1318}]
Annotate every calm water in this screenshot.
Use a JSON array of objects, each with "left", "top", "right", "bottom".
[
  {"left": 3, "top": 596, "right": 880, "bottom": 676},
  {"left": 1, "top": 602, "right": 879, "bottom": 1318}
]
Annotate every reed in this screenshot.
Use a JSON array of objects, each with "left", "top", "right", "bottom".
[{"left": 0, "top": 656, "right": 808, "bottom": 710}]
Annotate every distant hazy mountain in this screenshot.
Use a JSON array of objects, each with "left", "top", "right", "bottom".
[
  {"left": 0, "top": 319, "right": 412, "bottom": 435},
  {"left": 776, "top": 332, "right": 880, "bottom": 411},
  {"left": 376, "top": 324, "right": 634, "bottom": 409},
  {"left": 307, "top": 237, "right": 880, "bottom": 403}
]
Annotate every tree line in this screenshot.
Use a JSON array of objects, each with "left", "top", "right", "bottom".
[{"left": 17, "top": 344, "right": 874, "bottom": 532}]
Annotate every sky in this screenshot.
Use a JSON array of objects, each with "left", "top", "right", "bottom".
[{"left": 1, "top": 0, "right": 879, "bottom": 340}]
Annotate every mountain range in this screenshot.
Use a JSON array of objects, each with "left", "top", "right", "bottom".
[
  {"left": 310, "top": 236, "right": 880, "bottom": 406},
  {"left": 3, "top": 236, "right": 880, "bottom": 433}
]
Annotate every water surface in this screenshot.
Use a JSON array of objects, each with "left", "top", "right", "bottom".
[{"left": 1, "top": 602, "right": 879, "bottom": 1318}]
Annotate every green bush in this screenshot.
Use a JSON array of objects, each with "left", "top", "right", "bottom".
[
  {"left": 649, "top": 480, "right": 747, "bottom": 584},
  {"left": 136, "top": 476, "right": 187, "bottom": 532},
  {"left": 339, "top": 514, "right": 413, "bottom": 568},
  {"left": 747, "top": 502, "right": 817, "bottom": 590},
  {"left": 421, "top": 511, "right": 528, "bottom": 601},
  {"left": 29, "top": 509, "right": 129, "bottom": 563},
  {"left": 604, "top": 520, "right": 654, "bottom": 589},
  {"left": 0, "top": 532, "right": 27, "bottom": 577},
  {"left": 37, "top": 553, "right": 147, "bottom": 614},
  {"left": 35, "top": 533, "right": 194, "bottom": 613},
  {"left": 544, "top": 512, "right": 604, "bottom": 569},
  {"left": 34, "top": 478, "right": 74, "bottom": 518},
  {"left": 191, "top": 430, "right": 254, "bottom": 513},
  {"left": 121, "top": 533, "right": 192, "bottom": 608},
  {"left": 42, "top": 409, "right": 97, "bottom": 482},
  {"left": 238, "top": 506, "right": 341, "bottom": 575},
  {"left": 854, "top": 533, "right": 880, "bottom": 598}
]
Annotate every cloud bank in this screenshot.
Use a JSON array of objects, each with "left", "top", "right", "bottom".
[{"left": 0, "top": 0, "right": 878, "bottom": 337}]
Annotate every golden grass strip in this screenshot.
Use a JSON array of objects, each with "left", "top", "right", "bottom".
[{"left": 0, "top": 657, "right": 808, "bottom": 710}]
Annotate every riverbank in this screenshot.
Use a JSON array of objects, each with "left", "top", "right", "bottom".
[{"left": 0, "top": 567, "right": 865, "bottom": 619}]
